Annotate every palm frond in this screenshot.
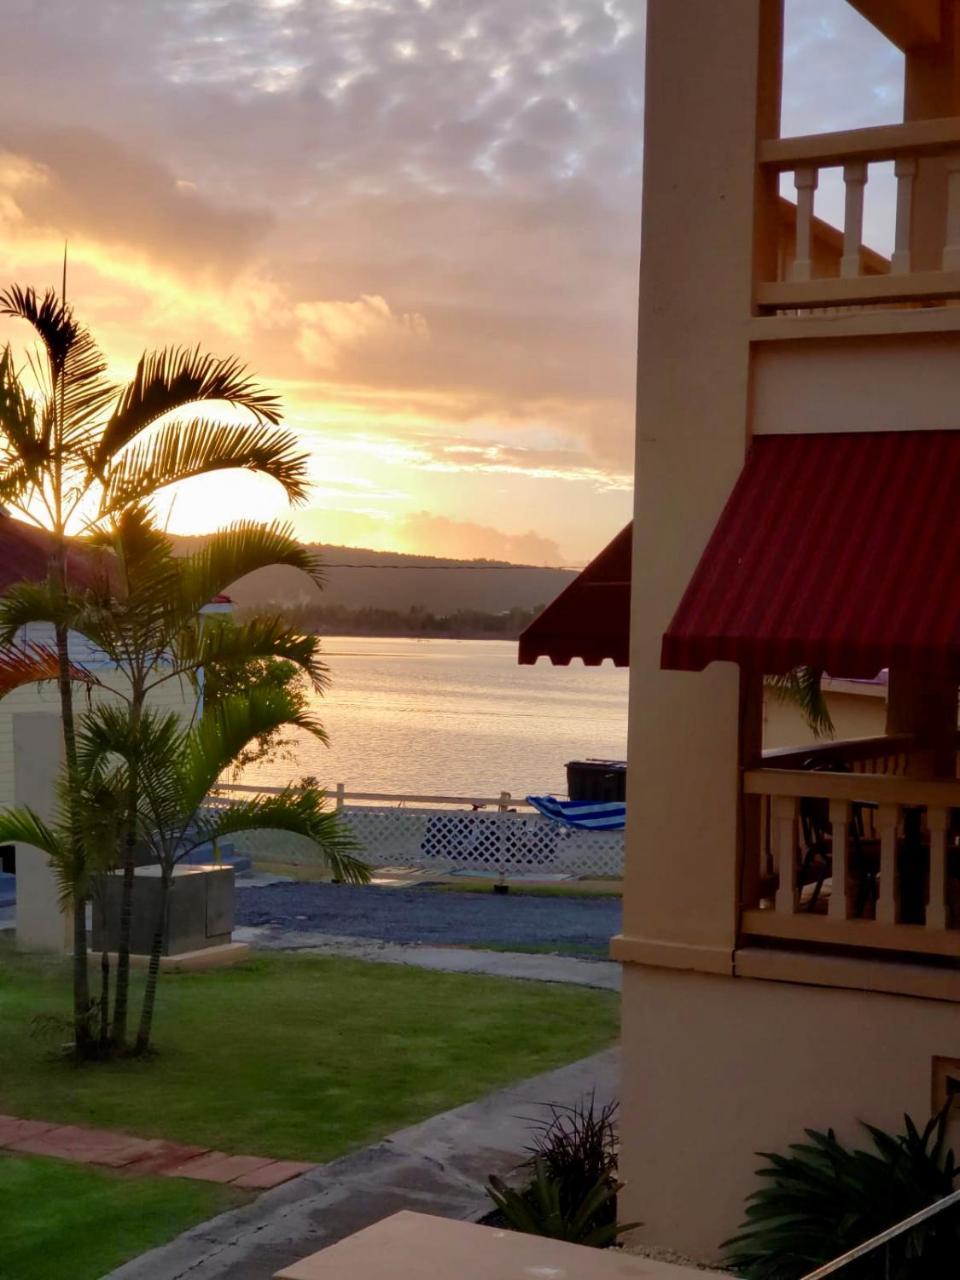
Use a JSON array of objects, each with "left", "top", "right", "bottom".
[
  {"left": 0, "top": 581, "right": 81, "bottom": 646},
  {"left": 0, "top": 346, "right": 49, "bottom": 481},
  {"left": 0, "top": 286, "right": 75, "bottom": 381},
  {"left": 99, "top": 417, "right": 310, "bottom": 515},
  {"left": 0, "top": 286, "right": 114, "bottom": 449},
  {"left": 768, "top": 667, "right": 835, "bottom": 740},
  {"left": 175, "top": 521, "right": 323, "bottom": 615},
  {"left": 93, "top": 345, "right": 282, "bottom": 470},
  {"left": 198, "top": 787, "right": 368, "bottom": 884},
  {"left": 0, "top": 805, "right": 63, "bottom": 859},
  {"left": 0, "top": 642, "right": 95, "bottom": 696},
  {"left": 180, "top": 687, "right": 326, "bottom": 811},
  {"left": 178, "top": 615, "right": 327, "bottom": 692}
]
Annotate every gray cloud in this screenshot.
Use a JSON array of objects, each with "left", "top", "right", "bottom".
[{"left": 0, "top": 0, "right": 910, "bottom": 490}]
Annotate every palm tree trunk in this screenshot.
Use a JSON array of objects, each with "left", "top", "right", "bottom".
[
  {"left": 95, "top": 884, "right": 110, "bottom": 1055},
  {"left": 54, "top": 612, "right": 92, "bottom": 1058},
  {"left": 134, "top": 870, "right": 169, "bottom": 1055},
  {"left": 111, "top": 701, "right": 141, "bottom": 1049}
]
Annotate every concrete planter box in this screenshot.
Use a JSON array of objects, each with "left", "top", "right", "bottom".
[{"left": 92, "top": 864, "right": 235, "bottom": 957}]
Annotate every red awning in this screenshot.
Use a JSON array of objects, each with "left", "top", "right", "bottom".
[
  {"left": 662, "top": 431, "right": 960, "bottom": 679},
  {"left": 518, "top": 524, "right": 631, "bottom": 667}
]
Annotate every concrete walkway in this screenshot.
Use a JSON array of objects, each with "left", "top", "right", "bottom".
[
  {"left": 233, "top": 927, "right": 622, "bottom": 991},
  {"left": 105, "top": 1047, "right": 619, "bottom": 1280}
]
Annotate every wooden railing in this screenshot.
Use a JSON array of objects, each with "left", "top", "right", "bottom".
[
  {"left": 742, "top": 762, "right": 960, "bottom": 960},
  {"left": 757, "top": 116, "right": 960, "bottom": 311}
]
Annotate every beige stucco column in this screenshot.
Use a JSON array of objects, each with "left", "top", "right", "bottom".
[
  {"left": 13, "top": 711, "right": 71, "bottom": 951},
  {"left": 620, "top": 0, "right": 782, "bottom": 967}
]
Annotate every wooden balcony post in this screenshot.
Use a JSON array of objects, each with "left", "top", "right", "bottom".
[
  {"left": 841, "top": 161, "right": 868, "bottom": 278},
  {"left": 828, "top": 799, "right": 851, "bottom": 920},
  {"left": 789, "top": 167, "right": 818, "bottom": 283},
  {"left": 773, "top": 794, "right": 799, "bottom": 914},
  {"left": 942, "top": 152, "right": 960, "bottom": 271},
  {"left": 891, "top": 155, "right": 917, "bottom": 274},
  {"left": 876, "top": 803, "right": 901, "bottom": 925},
  {"left": 926, "top": 806, "right": 950, "bottom": 930}
]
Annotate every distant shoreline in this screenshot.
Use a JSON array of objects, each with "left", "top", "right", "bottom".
[{"left": 311, "top": 626, "right": 525, "bottom": 641}]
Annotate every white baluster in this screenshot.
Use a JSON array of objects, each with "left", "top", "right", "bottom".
[
  {"left": 942, "top": 152, "right": 960, "bottom": 272},
  {"left": 773, "top": 795, "right": 799, "bottom": 914},
  {"left": 789, "top": 167, "right": 818, "bottom": 283},
  {"left": 841, "top": 161, "right": 867, "bottom": 278},
  {"left": 891, "top": 156, "right": 916, "bottom": 275},
  {"left": 876, "top": 804, "right": 900, "bottom": 926},
  {"left": 926, "top": 807, "right": 949, "bottom": 930},
  {"left": 828, "top": 799, "right": 851, "bottom": 920}
]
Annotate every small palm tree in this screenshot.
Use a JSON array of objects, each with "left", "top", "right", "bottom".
[
  {"left": 0, "top": 687, "right": 366, "bottom": 1056},
  {"left": 0, "top": 509, "right": 329, "bottom": 1050},
  {"left": 77, "top": 688, "right": 368, "bottom": 1053},
  {"left": 0, "top": 284, "right": 309, "bottom": 1056}
]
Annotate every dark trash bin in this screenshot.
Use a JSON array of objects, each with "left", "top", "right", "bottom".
[{"left": 565, "top": 759, "right": 627, "bottom": 802}]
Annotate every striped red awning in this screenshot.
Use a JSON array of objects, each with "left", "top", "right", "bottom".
[
  {"left": 662, "top": 431, "right": 960, "bottom": 679},
  {"left": 518, "top": 524, "right": 631, "bottom": 667}
]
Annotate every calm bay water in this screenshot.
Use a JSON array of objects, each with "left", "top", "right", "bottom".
[{"left": 242, "top": 636, "right": 629, "bottom": 798}]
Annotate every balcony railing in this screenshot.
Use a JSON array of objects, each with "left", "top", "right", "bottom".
[
  {"left": 741, "top": 735, "right": 960, "bottom": 961},
  {"left": 758, "top": 115, "right": 960, "bottom": 312}
]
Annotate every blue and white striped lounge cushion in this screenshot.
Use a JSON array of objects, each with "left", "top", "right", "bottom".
[{"left": 526, "top": 796, "right": 626, "bottom": 832}]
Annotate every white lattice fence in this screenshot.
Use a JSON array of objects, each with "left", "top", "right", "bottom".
[
  {"left": 210, "top": 790, "right": 624, "bottom": 878},
  {"left": 341, "top": 806, "right": 623, "bottom": 878}
]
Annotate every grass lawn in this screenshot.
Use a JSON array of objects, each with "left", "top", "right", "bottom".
[
  {"left": 0, "top": 943, "right": 619, "bottom": 1163},
  {"left": 0, "top": 1153, "right": 242, "bottom": 1280}
]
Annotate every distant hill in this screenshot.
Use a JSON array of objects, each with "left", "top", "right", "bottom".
[{"left": 172, "top": 537, "right": 576, "bottom": 614}]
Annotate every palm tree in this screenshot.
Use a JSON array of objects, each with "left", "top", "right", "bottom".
[
  {"left": 0, "top": 688, "right": 366, "bottom": 1055},
  {"left": 0, "top": 284, "right": 309, "bottom": 1056},
  {"left": 76, "top": 688, "right": 367, "bottom": 1053},
  {"left": 0, "top": 509, "right": 328, "bottom": 1050}
]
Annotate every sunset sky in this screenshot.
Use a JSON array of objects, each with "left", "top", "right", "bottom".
[{"left": 0, "top": 0, "right": 904, "bottom": 565}]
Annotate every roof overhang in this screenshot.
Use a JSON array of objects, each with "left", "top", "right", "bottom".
[{"left": 518, "top": 524, "right": 631, "bottom": 667}]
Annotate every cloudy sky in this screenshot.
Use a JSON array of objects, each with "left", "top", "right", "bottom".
[{"left": 0, "top": 0, "right": 905, "bottom": 564}]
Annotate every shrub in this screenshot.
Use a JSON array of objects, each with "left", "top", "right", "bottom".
[
  {"left": 724, "top": 1110, "right": 960, "bottom": 1279},
  {"left": 486, "top": 1094, "right": 637, "bottom": 1247}
]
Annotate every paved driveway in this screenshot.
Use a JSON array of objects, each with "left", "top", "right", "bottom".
[{"left": 235, "top": 882, "right": 621, "bottom": 955}]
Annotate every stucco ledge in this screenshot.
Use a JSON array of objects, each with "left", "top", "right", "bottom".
[{"left": 610, "top": 934, "right": 734, "bottom": 975}]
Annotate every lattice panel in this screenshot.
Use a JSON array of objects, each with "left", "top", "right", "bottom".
[
  {"left": 210, "top": 804, "right": 623, "bottom": 878},
  {"left": 340, "top": 806, "right": 624, "bottom": 879}
]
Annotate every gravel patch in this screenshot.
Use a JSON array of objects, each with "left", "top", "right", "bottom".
[{"left": 235, "top": 882, "right": 621, "bottom": 955}]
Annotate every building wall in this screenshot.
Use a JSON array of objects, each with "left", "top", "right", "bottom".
[
  {"left": 620, "top": 963, "right": 960, "bottom": 1259},
  {"left": 3, "top": 669, "right": 198, "bottom": 950},
  {"left": 762, "top": 686, "right": 887, "bottom": 750},
  {"left": 619, "top": 0, "right": 960, "bottom": 1261}
]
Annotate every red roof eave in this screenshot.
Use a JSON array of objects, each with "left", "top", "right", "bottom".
[{"left": 518, "top": 524, "right": 632, "bottom": 668}]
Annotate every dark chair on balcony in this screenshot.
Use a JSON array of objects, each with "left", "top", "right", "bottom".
[{"left": 797, "top": 794, "right": 880, "bottom": 916}]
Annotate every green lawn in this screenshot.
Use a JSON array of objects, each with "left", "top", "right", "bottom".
[
  {"left": 0, "top": 944, "right": 619, "bottom": 1163},
  {"left": 0, "top": 1153, "right": 242, "bottom": 1280}
]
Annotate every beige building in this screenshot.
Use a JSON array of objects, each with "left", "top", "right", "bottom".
[{"left": 612, "top": 0, "right": 960, "bottom": 1259}]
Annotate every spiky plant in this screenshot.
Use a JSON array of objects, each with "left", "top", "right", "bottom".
[{"left": 724, "top": 1111, "right": 960, "bottom": 1279}]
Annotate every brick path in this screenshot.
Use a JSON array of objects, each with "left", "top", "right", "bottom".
[{"left": 0, "top": 1114, "right": 314, "bottom": 1189}]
